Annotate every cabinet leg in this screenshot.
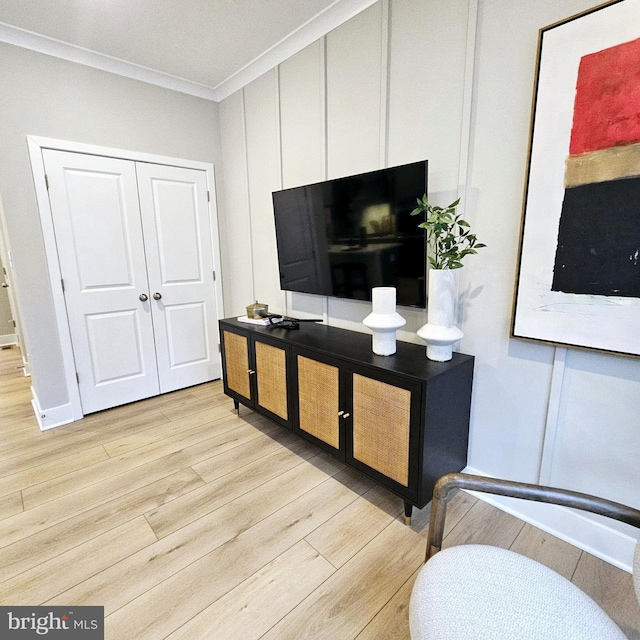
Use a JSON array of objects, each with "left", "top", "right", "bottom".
[
  {"left": 233, "top": 399, "right": 240, "bottom": 416},
  {"left": 404, "top": 502, "right": 412, "bottom": 526}
]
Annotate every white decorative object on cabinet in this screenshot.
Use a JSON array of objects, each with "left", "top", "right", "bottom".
[
  {"left": 363, "top": 287, "right": 406, "bottom": 356},
  {"left": 417, "top": 269, "right": 463, "bottom": 362}
]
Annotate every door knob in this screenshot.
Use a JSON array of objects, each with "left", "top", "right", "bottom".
[
  {"left": 139, "top": 293, "right": 148, "bottom": 302},
  {"left": 1, "top": 283, "right": 8, "bottom": 288},
  {"left": 153, "top": 292, "right": 162, "bottom": 300}
]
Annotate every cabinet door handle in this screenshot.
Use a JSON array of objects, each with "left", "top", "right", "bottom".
[
  {"left": 342, "top": 413, "right": 350, "bottom": 419},
  {"left": 338, "top": 410, "right": 344, "bottom": 416},
  {"left": 248, "top": 369, "right": 256, "bottom": 375}
]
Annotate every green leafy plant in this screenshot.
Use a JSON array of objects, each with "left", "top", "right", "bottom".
[{"left": 410, "top": 195, "right": 486, "bottom": 270}]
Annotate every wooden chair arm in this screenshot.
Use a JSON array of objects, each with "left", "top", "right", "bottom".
[{"left": 426, "top": 472, "right": 640, "bottom": 561}]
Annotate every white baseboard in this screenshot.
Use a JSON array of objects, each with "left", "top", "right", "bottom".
[
  {"left": 463, "top": 466, "right": 637, "bottom": 573},
  {"left": 31, "top": 386, "right": 77, "bottom": 431},
  {"left": 0, "top": 334, "right": 17, "bottom": 346}
]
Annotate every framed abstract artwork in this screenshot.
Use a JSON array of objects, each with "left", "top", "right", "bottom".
[{"left": 511, "top": 0, "right": 640, "bottom": 357}]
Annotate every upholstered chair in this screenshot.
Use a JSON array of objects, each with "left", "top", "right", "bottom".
[{"left": 409, "top": 473, "right": 640, "bottom": 639}]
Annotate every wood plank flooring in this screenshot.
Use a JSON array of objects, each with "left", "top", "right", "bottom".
[{"left": 0, "top": 345, "right": 639, "bottom": 639}]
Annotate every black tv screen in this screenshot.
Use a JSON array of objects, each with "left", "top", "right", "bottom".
[{"left": 272, "top": 160, "right": 428, "bottom": 308}]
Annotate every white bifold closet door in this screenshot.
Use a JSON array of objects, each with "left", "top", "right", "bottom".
[{"left": 43, "top": 149, "right": 221, "bottom": 415}]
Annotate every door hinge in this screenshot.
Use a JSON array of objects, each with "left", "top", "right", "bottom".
[
  {"left": 76, "top": 372, "right": 79, "bottom": 383},
  {"left": 45, "top": 174, "right": 49, "bottom": 190},
  {"left": 218, "top": 343, "right": 221, "bottom": 353},
  {"left": 12, "top": 320, "right": 16, "bottom": 328},
  {"left": 207, "top": 190, "right": 210, "bottom": 202},
  {"left": 61, "top": 279, "right": 65, "bottom": 292},
  {"left": 213, "top": 270, "right": 216, "bottom": 281}
]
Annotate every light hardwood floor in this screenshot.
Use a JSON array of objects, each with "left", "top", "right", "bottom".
[{"left": 0, "top": 345, "right": 638, "bottom": 639}]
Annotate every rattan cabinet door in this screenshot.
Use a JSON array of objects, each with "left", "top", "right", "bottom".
[
  {"left": 254, "top": 339, "right": 289, "bottom": 422},
  {"left": 296, "top": 354, "right": 341, "bottom": 453},
  {"left": 350, "top": 373, "right": 414, "bottom": 489},
  {"left": 221, "top": 329, "right": 252, "bottom": 403}
]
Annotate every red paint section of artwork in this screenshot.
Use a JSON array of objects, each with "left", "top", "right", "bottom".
[{"left": 570, "top": 36, "right": 640, "bottom": 155}]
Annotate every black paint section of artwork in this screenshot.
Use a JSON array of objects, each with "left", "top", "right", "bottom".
[{"left": 552, "top": 177, "right": 640, "bottom": 297}]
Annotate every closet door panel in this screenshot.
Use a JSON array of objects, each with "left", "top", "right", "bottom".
[
  {"left": 136, "top": 162, "right": 221, "bottom": 392},
  {"left": 43, "top": 150, "right": 160, "bottom": 414},
  {"left": 147, "top": 178, "right": 202, "bottom": 282},
  {"left": 164, "top": 302, "right": 209, "bottom": 366}
]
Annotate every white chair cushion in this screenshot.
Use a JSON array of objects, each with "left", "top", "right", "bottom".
[{"left": 409, "top": 544, "right": 627, "bottom": 640}]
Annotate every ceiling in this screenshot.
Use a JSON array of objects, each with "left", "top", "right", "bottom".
[{"left": 0, "top": 0, "right": 374, "bottom": 101}]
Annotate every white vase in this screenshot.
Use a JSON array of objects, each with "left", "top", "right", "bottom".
[
  {"left": 363, "top": 287, "right": 406, "bottom": 356},
  {"left": 417, "top": 269, "right": 463, "bottom": 361}
]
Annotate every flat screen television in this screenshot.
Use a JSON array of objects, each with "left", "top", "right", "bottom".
[{"left": 272, "top": 160, "right": 428, "bottom": 308}]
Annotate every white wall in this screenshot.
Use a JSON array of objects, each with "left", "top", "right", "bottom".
[
  {"left": 0, "top": 42, "right": 222, "bottom": 415},
  {"left": 217, "top": 0, "right": 640, "bottom": 569}
]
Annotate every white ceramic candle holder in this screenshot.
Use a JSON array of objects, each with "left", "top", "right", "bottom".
[{"left": 363, "top": 287, "right": 406, "bottom": 356}]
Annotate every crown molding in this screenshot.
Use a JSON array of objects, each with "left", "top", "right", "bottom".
[
  {"left": 0, "top": 0, "right": 376, "bottom": 103},
  {"left": 0, "top": 22, "right": 220, "bottom": 101},
  {"left": 213, "top": 0, "right": 377, "bottom": 100}
]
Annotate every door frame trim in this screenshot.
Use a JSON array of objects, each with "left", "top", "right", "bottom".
[{"left": 27, "top": 135, "right": 224, "bottom": 424}]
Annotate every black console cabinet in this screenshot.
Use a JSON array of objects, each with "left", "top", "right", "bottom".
[{"left": 219, "top": 317, "right": 473, "bottom": 522}]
